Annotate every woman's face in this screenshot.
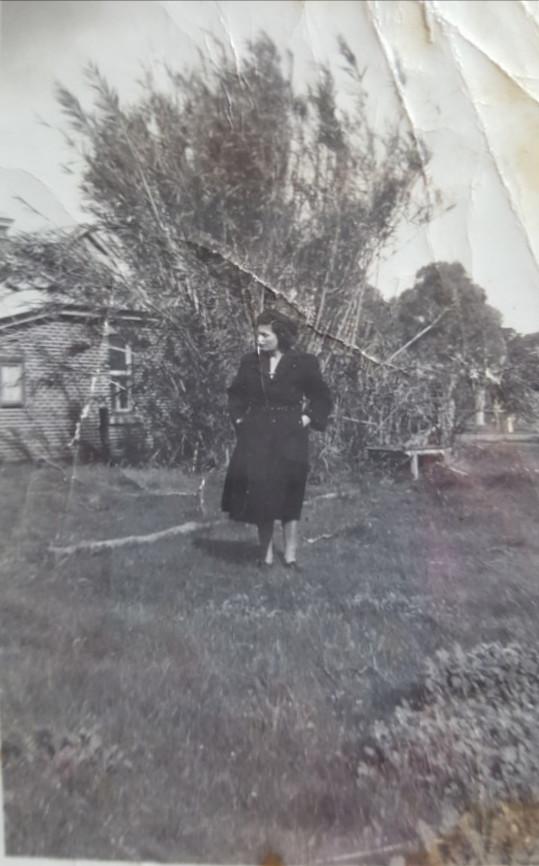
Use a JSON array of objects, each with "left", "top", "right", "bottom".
[{"left": 256, "top": 325, "right": 279, "bottom": 353}]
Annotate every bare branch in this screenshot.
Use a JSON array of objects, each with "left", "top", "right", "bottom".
[{"left": 385, "top": 307, "right": 451, "bottom": 364}]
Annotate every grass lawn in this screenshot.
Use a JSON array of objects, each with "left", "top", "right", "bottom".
[{"left": 1, "top": 444, "right": 539, "bottom": 864}]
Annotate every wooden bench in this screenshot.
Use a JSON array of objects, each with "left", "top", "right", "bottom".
[{"left": 367, "top": 446, "right": 447, "bottom": 480}]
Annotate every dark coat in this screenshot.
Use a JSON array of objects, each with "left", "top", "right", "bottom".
[{"left": 221, "top": 349, "right": 332, "bottom": 524}]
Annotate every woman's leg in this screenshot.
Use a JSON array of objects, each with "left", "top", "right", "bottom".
[
  {"left": 257, "top": 521, "right": 274, "bottom": 565},
  {"left": 282, "top": 519, "right": 299, "bottom": 564}
]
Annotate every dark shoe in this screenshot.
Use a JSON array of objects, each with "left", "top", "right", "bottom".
[
  {"left": 257, "top": 559, "right": 273, "bottom": 568},
  {"left": 284, "top": 560, "right": 302, "bottom": 572}
]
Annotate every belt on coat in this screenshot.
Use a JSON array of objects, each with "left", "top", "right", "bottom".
[{"left": 251, "top": 404, "right": 302, "bottom": 412}]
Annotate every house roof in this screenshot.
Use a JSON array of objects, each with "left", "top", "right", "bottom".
[
  {"left": 0, "top": 281, "right": 151, "bottom": 330},
  {"left": 0, "top": 301, "right": 152, "bottom": 332},
  {"left": 0, "top": 285, "right": 45, "bottom": 320},
  {"left": 0, "top": 223, "right": 151, "bottom": 330}
]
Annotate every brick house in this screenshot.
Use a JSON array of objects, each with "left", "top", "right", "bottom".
[
  {"left": 0, "top": 292, "right": 155, "bottom": 463},
  {"left": 0, "top": 216, "right": 159, "bottom": 462}
]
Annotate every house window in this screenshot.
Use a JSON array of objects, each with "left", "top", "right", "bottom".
[
  {"left": 0, "top": 359, "right": 24, "bottom": 407},
  {"left": 108, "top": 335, "right": 132, "bottom": 413}
]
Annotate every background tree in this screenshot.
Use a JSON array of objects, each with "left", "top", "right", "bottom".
[
  {"left": 394, "top": 262, "right": 507, "bottom": 442},
  {"left": 498, "top": 330, "right": 539, "bottom": 424}
]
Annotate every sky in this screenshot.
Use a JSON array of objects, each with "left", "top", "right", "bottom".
[{"left": 1, "top": 0, "right": 539, "bottom": 333}]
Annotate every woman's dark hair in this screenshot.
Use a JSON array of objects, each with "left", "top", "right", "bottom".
[{"left": 255, "top": 310, "right": 299, "bottom": 351}]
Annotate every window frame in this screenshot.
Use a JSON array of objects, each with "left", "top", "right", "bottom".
[
  {"left": 0, "top": 357, "right": 25, "bottom": 408},
  {"left": 107, "top": 335, "right": 133, "bottom": 414}
]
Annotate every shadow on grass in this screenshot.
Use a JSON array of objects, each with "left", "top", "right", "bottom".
[{"left": 192, "top": 534, "right": 259, "bottom": 565}]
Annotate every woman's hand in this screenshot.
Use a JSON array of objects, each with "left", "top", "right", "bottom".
[{"left": 301, "top": 414, "right": 311, "bottom": 428}]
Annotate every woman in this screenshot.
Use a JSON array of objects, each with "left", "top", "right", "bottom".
[{"left": 221, "top": 310, "right": 332, "bottom": 569}]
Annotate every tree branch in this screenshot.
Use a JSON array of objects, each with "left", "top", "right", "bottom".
[{"left": 385, "top": 307, "right": 451, "bottom": 364}]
